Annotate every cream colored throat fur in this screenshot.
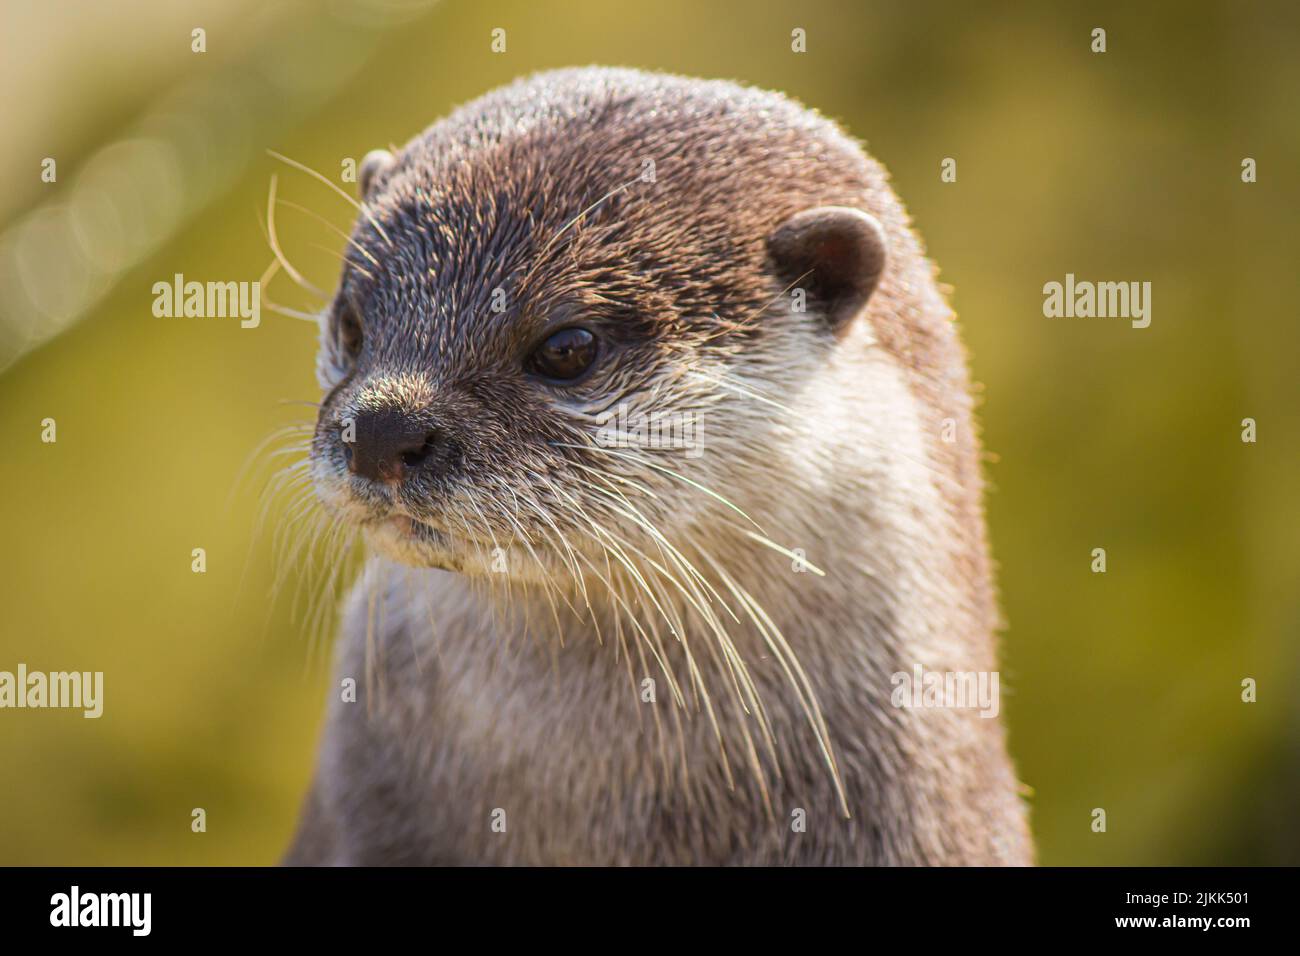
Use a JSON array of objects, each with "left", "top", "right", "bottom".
[{"left": 287, "top": 323, "right": 1029, "bottom": 865}]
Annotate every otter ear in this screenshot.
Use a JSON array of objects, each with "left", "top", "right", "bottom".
[
  {"left": 358, "top": 149, "right": 396, "bottom": 200},
  {"left": 767, "top": 206, "right": 888, "bottom": 334}
]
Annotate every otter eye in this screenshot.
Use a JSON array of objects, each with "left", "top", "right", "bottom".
[
  {"left": 529, "top": 327, "right": 597, "bottom": 381},
  {"left": 336, "top": 306, "right": 363, "bottom": 359}
]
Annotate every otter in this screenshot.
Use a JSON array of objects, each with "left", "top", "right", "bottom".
[{"left": 283, "top": 67, "right": 1033, "bottom": 865}]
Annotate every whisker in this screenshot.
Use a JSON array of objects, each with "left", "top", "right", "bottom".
[
  {"left": 266, "top": 174, "right": 327, "bottom": 297},
  {"left": 266, "top": 149, "right": 394, "bottom": 248},
  {"left": 276, "top": 197, "right": 382, "bottom": 270}
]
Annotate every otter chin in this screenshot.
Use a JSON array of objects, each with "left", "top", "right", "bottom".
[
  {"left": 286, "top": 67, "right": 1033, "bottom": 866},
  {"left": 362, "top": 516, "right": 461, "bottom": 570}
]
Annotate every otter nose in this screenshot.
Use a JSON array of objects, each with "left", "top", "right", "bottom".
[{"left": 343, "top": 408, "right": 442, "bottom": 484}]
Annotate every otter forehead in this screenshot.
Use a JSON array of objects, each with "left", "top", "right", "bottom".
[{"left": 339, "top": 68, "right": 876, "bottom": 366}]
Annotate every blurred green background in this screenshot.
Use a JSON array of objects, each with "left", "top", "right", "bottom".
[{"left": 1, "top": 0, "right": 1296, "bottom": 865}]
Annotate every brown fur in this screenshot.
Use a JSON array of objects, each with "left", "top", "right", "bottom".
[{"left": 284, "top": 67, "right": 1032, "bottom": 865}]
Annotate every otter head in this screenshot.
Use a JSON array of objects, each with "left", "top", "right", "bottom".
[{"left": 309, "top": 70, "right": 891, "bottom": 587}]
